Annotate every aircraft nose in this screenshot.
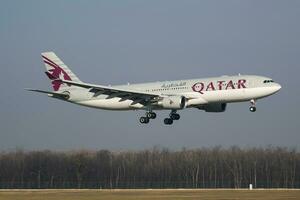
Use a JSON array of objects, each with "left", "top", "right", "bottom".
[{"left": 273, "top": 83, "right": 281, "bottom": 93}]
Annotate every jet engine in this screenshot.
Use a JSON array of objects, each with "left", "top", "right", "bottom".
[
  {"left": 158, "top": 96, "right": 186, "bottom": 109},
  {"left": 198, "top": 103, "right": 227, "bottom": 112}
]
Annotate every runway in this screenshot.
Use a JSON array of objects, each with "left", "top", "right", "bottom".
[{"left": 0, "top": 189, "right": 299, "bottom": 200}]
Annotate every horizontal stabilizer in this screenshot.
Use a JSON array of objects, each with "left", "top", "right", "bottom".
[{"left": 25, "top": 88, "right": 70, "bottom": 99}]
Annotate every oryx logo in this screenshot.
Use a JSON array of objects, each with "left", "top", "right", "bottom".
[
  {"left": 192, "top": 82, "right": 204, "bottom": 94},
  {"left": 42, "top": 56, "right": 72, "bottom": 91}
]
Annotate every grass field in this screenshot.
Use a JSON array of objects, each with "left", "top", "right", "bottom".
[{"left": 0, "top": 189, "right": 299, "bottom": 200}]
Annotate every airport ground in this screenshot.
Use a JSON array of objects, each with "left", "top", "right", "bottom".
[{"left": 0, "top": 189, "right": 299, "bottom": 200}]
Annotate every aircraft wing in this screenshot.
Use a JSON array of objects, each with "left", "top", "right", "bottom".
[{"left": 61, "top": 80, "right": 160, "bottom": 105}]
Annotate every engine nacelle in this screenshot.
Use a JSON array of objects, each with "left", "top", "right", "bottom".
[
  {"left": 158, "top": 96, "right": 186, "bottom": 109},
  {"left": 198, "top": 103, "right": 227, "bottom": 112}
]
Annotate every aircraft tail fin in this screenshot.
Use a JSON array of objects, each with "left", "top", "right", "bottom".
[{"left": 41, "top": 52, "right": 81, "bottom": 91}]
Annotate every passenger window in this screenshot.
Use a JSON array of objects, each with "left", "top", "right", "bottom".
[{"left": 263, "top": 80, "right": 274, "bottom": 83}]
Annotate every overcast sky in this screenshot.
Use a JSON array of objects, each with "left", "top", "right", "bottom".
[{"left": 1, "top": 0, "right": 299, "bottom": 151}]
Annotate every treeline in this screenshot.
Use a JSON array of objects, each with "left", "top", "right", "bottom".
[{"left": 0, "top": 146, "right": 299, "bottom": 189}]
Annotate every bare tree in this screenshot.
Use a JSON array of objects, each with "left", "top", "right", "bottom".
[{"left": 0, "top": 146, "right": 299, "bottom": 189}]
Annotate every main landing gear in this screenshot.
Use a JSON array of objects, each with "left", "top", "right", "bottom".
[
  {"left": 139, "top": 111, "right": 156, "bottom": 124},
  {"left": 164, "top": 110, "right": 180, "bottom": 125},
  {"left": 249, "top": 99, "right": 257, "bottom": 112},
  {"left": 139, "top": 110, "right": 181, "bottom": 125}
]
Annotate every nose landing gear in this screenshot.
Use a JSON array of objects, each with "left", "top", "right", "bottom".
[{"left": 249, "top": 99, "right": 256, "bottom": 112}]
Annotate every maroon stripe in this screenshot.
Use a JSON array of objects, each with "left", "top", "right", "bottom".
[
  {"left": 42, "top": 56, "right": 60, "bottom": 68},
  {"left": 44, "top": 60, "right": 59, "bottom": 69}
]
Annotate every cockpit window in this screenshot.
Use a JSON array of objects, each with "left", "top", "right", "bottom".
[{"left": 263, "top": 80, "right": 274, "bottom": 83}]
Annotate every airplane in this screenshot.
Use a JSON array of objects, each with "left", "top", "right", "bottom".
[{"left": 27, "top": 52, "right": 281, "bottom": 125}]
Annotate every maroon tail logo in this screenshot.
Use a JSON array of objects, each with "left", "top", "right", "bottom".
[{"left": 42, "top": 56, "right": 72, "bottom": 91}]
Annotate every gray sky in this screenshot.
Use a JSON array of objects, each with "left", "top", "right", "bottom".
[{"left": 1, "top": 0, "right": 299, "bottom": 151}]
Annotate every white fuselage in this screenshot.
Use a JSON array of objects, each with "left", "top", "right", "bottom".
[
  {"left": 67, "top": 75, "right": 281, "bottom": 111},
  {"left": 31, "top": 52, "right": 282, "bottom": 124}
]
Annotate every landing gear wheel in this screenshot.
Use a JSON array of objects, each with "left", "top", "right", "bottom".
[
  {"left": 249, "top": 99, "right": 256, "bottom": 112},
  {"left": 249, "top": 106, "right": 256, "bottom": 112},
  {"left": 146, "top": 112, "right": 156, "bottom": 119},
  {"left": 164, "top": 118, "right": 173, "bottom": 125},
  {"left": 140, "top": 117, "right": 150, "bottom": 124},
  {"left": 170, "top": 113, "right": 180, "bottom": 120},
  {"left": 151, "top": 112, "right": 156, "bottom": 119}
]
